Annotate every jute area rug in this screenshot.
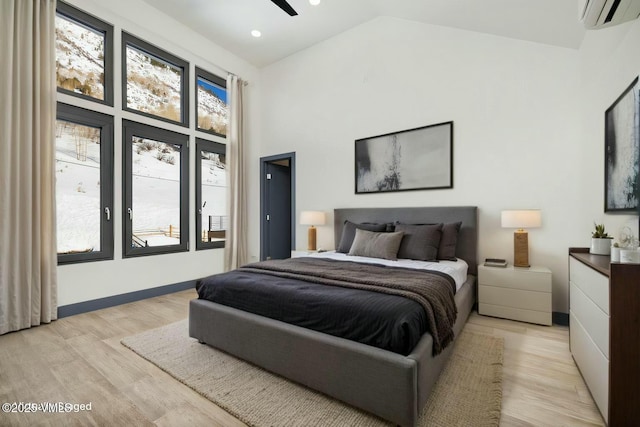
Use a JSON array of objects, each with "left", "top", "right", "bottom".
[{"left": 122, "top": 320, "right": 503, "bottom": 427}]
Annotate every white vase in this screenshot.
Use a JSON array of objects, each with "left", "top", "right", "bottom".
[
  {"left": 590, "top": 238, "right": 612, "bottom": 255},
  {"left": 611, "top": 247, "right": 620, "bottom": 262}
]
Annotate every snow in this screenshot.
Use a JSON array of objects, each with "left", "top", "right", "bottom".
[
  {"left": 55, "top": 15, "right": 105, "bottom": 100},
  {"left": 197, "top": 84, "right": 228, "bottom": 135},
  {"left": 56, "top": 129, "right": 228, "bottom": 252},
  {"left": 125, "top": 47, "right": 182, "bottom": 121},
  {"left": 55, "top": 121, "right": 101, "bottom": 254}
]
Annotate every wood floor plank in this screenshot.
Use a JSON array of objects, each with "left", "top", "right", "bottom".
[{"left": 0, "top": 290, "right": 605, "bottom": 426}]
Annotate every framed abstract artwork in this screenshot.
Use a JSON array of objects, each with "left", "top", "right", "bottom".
[
  {"left": 605, "top": 77, "right": 639, "bottom": 212},
  {"left": 355, "top": 121, "right": 453, "bottom": 194}
]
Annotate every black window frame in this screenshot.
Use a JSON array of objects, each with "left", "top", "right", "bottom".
[
  {"left": 122, "top": 120, "right": 189, "bottom": 258},
  {"left": 56, "top": 102, "right": 114, "bottom": 264},
  {"left": 122, "top": 32, "right": 190, "bottom": 127},
  {"left": 195, "top": 138, "right": 227, "bottom": 250},
  {"left": 195, "top": 67, "right": 227, "bottom": 138},
  {"left": 55, "top": 1, "right": 114, "bottom": 106}
]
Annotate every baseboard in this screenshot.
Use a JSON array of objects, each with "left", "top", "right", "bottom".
[
  {"left": 57, "top": 280, "right": 195, "bottom": 318},
  {"left": 552, "top": 311, "right": 569, "bottom": 326}
]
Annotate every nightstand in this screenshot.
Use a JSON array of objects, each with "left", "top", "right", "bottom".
[
  {"left": 290, "top": 250, "right": 318, "bottom": 258},
  {"left": 478, "top": 264, "right": 552, "bottom": 325}
]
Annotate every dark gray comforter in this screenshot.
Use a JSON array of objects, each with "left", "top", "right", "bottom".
[{"left": 197, "top": 257, "right": 458, "bottom": 355}]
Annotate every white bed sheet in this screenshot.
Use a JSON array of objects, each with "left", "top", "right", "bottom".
[{"left": 304, "top": 251, "right": 469, "bottom": 291}]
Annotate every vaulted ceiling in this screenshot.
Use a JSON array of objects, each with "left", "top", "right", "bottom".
[{"left": 141, "top": 0, "right": 585, "bottom": 67}]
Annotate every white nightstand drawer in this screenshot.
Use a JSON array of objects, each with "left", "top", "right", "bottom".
[
  {"left": 479, "top": 285, "right": 551, "bottom": 312},
  {"left": 570, "top": 282, "right": 609, "bottom": 358},
  {"left": 479, "top": 303, "right": 552, "bottom": 325},
  {"left": 570, "top": 312, "right": 609, "bottom": 422},
  {"left": 569, "top": 258, "right": 609, "bottom": 315},
  {"left": 478, "top": 265, "right": 552, "bottom": 292}
]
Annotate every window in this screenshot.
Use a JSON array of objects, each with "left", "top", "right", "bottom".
[
  {"left": 196, "top": 67, "right": 227, "bottom": 137},
  {"left": 55, "top": 1, "right": 113, "bottom": 105},
  {"left": 56, "top": 103, "right": 114, "bottom": 264},
  {"left": 122, "top": 32, "right": 189, "bottom": 126},
  {"left": 123, "top": 120, "right": 189, "bottom": 257},
  {"left": 196, "top": 139, "right": 227, "bottom": 250}
]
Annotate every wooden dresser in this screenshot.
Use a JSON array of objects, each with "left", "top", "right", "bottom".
[{"left": 568, "top": 248, "right": 640, "bottom": 425}]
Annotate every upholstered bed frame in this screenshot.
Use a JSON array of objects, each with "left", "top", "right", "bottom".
[{"left": 189, "top": 206, "right": 478, "bottom": 426}]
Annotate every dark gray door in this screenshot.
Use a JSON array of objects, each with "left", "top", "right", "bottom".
[{"left": 264, "top": 162, "right": 291, "bottom": 260}]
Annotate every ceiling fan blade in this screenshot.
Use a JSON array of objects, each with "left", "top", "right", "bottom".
[{"left": 271, "top": 0, "right": 298, "bottom": 16}]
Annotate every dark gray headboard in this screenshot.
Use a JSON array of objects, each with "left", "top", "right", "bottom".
[{"left": 334, "top": 206, "right": 478, "bottom": 275}]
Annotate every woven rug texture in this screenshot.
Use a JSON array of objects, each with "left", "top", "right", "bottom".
[{"left": 122, "top": 320, "right": 503, "bottom": 427}]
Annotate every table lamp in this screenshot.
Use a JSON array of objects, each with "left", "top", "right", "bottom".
[
  {"left": 300, "top": 211, "right": 325, "bottom": 251},
  {"left": 501, "top": 210, "right": 542, "bottom": 268}
]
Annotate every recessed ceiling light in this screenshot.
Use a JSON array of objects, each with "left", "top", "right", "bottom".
[
  {"left": 309, "top": 0, "right": 320, "bottom": 5},
  {"left": 251, "top": 30, "right": 262, "bottom": 38}
]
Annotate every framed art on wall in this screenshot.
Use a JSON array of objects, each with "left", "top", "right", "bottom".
[
  {"left": 355, "top": 121, "right": 453, "bottom": 194},
  {"left": 605, "top": 76, "right": 639, "bottom": 212}
]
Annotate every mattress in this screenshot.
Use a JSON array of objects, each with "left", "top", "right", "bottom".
[{"left": 196, "top": 255, "right": 467, "bottom": 355}]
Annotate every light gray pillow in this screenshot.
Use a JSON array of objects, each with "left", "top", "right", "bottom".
[
  {"left": 337, "top": 221, "right": 388, "bottom": 253},
  {"left": 394, "top": 223, "right": 443, "bottom": 261},
  {"left": 348, "top": 229, "right": 404, "bottom": 261}
]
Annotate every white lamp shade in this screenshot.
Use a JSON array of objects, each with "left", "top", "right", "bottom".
[
  {"left": 300, "top": 211, "right": 325, "bottom": 226},
  {"left": 501, "top": 210, "right": 541, "bottom": 229}
]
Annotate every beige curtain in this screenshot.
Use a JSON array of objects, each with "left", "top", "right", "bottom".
[
  {"left": 224, "top": 74, "right": 248, "bottom": 271},
  {"left": 0, "top": 0, "right": 58, "bottom": 335}
]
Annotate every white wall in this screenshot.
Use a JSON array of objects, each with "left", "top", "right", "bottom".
[
  {"left": 57, "top": 0, "right": 260, "bottom": 306},
  {"left": 578, "top": 20, "right": 640, "bottom": 247},
  {"left": 257, "top": 17, "right": 584, "bottom": 313}
]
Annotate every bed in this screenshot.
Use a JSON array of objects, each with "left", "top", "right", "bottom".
[{"left": 189, "top": 206, "right": 478, "bottom": 427}]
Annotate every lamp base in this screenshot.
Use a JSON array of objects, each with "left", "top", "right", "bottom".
[
  {"left": 514, "top": 230, "right": 530, "bottom": 268},
  {"left": 307, "top": 226, "right": 317, "bottom": 251}
]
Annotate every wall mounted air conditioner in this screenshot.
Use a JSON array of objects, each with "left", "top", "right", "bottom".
[{"left": 579, "top": 0, "right": 640, "bottom": 29}]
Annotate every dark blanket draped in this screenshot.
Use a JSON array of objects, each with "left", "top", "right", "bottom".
[{"left": 197, "top": 257, "right": 458, "bottom": 355}]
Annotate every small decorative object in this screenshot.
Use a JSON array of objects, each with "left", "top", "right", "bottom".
[
  {"left": 604, "top": 76, "right": 639, "bottom": 212},
  {"left": 611, "top": 242, "right": 621, "bottom": 262},
  {"left": 619, "top": 226, "right": 639, "bottom": 248},
  {"left": 355, "top": 121, "right": 453, "bottom": 194},
  {"left": 300, "top": 211, "right": 325, "bottom": 251},
  {"left": 501, "top": 210, "right": 542, "bottom": 268},
  {"left": 484, "top": 258, "right": 507, "bottom": 268},
  {"left": 590, "top": 223, "right": 613, "bottom": 255},
  {"left": 620, "top": 247, "right": 640, "bottom": 264}
]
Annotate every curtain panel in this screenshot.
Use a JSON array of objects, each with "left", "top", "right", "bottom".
[
  {"left": 0, "top": 0, "right": 58, "bottom": 334},
  {"left": 224, "top": 75, "right": 248, "bottom": 271}
]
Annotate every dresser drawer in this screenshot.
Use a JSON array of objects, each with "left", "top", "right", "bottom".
[
  {"left": 569, "top": 257, "right": 609, "bottom": 315},
  {"left": 570, "top": 312, "right": 609, "bottom": 422},
  {"left": 478, "top": 266, "right": 551, "bottom": 292},
  {"left": 570, "top": 282, "right": 609, "bottom": 358},
  {"left": 480, "top": 285, "right": 551, "bottom": 312}
]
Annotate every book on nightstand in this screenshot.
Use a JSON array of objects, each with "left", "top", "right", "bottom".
[{"left": 484, "top": 258, "right": 507, "bottom": 268}]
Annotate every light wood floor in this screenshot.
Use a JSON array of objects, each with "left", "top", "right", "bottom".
[{"left": 0, "top": 290, "right": 604, "bottom": 426}]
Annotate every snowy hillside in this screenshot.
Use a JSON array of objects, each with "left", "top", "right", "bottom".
[
  {"left": 198, "top": 85, "right": 228, "bottom": 135},
  {"left": 55, "top": 15, "right": 105, "bottom": 100},
  {"left": 126, "top": 46, "right": 182, "bottom": 122}
]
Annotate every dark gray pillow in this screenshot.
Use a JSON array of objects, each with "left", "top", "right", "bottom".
[
  {"left": 394, "top": 223, "right": 443, "bottom": 261},
  {"left": 348, "top": 229, "right": 404, "bottom": 260},
  {"left": 438, "top": 222, "right": 462, "bottom": 261},
  {"left": 337, "top": 220, "right": 387, "bottom": 253}
]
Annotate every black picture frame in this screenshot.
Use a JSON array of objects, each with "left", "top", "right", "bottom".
[
  {"left": 605, "top": 76, "right": 639, "bottom": 212},
  {"left": 355, "top": 121, "right": 453, "bottom": 194}
]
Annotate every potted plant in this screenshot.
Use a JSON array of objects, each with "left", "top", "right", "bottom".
[
  {"left": 611, "top": 242, "right": 621, "bottom": 262},
  {"left": 590, "top": 223, "right": 613, "bottom": 255}
]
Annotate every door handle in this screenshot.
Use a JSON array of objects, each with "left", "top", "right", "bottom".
[
  {"left": 104, "top": 207, "right": 111, "bottom": 221},
  {"left": 127, "top": 208, "right": 133, "bottom": 220}
]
